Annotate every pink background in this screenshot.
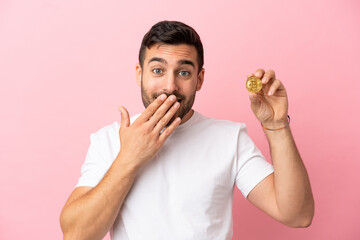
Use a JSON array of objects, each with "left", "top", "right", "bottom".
[{"left": 1, "top": 0, "right": 359, "bottom": 239}]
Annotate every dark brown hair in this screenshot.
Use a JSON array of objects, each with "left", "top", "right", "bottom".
[{"left": 138, "top": 20, "right": 204, "bottom": 73}]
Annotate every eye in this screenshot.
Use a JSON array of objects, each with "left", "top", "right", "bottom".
[
  {"left": 152, "top": 68, "right": 163, "bottom": 74},
  {"left": 179, "top": 71, "right": 190, "bottom": 76}
]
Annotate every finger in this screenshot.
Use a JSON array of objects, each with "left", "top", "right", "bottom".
[
  {"left": 247, "top": 73, "right": 255, "bottom": 78},
  {"left": 136, "top": 94, "right": 167, "bottom": 123},
  {"left": 254, "top": 69, "right": 265, "bottom": 79},
  {"left": 267, "top": 79, "right": 282, "bottom": 96},
  {"left": 158, "top": 117, "right": 181, "bottom": 143},
  {"left": 262, "top": 69, "right": 276, "bottom": 84},
  {"left": 118, "top": 106, "right": 130, "bottom": 130},
  {"left": 153, "top": 101, "right": 180, "bottom": 133},
  {"left": 148, "top": 95, "right": 178, "bottom": 127}
]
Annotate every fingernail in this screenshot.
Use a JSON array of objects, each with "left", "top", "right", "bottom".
[
  {"left": 268, "top": 90, "right": 273, "bottom": 96},
  {"left": 174, "top": 102, "right": 180, "bottom": 108},
  {"left": 169, "top": 95, "right": 176, "bottom": 101},
  {"left": 159, "top": 94, "right": 166, "bottom": 101},
  {"left": 262, "top": 77, "right": 267, "bottom": 83}
]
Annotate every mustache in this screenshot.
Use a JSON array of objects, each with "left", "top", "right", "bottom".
[{"left": 152, "top": 92, "right": 185, "bottom": 101}]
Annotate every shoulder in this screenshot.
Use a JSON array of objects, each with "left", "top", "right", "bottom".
[
  {"left": 90, "top": 121, "right": 120, "bottom": 142},
  {"left": 90, "top": 113, "right": 140, "bottom": 143},
  {"left": 87, "top": 122, "right": 121, "bottom": 158}
]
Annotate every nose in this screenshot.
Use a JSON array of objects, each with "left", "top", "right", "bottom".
[{"left": 162, "top": 73, "right": 179, "bottom": 93}]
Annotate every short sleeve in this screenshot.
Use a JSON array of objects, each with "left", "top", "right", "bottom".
[
  {"left": 76, "top": 120, "right": 123, "bottom": 188},
  {"left": 75, "top": 132, "right": 111, "bottom": 188},
  {"left": 235, "top": 124, "right": 274, "bottom": 198}
]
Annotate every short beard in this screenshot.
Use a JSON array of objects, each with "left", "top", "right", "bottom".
[{"left": 141, "top": 81, "right": 196, "bottom": 127}]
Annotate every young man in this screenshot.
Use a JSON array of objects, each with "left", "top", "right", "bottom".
[{"left": 60, "top": 20, "right": 314, "bottom": 240}]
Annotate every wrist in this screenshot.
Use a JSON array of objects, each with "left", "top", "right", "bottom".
[
  {"left": 115, "top": 152, "right": 142, "bottom": 175},
  {"left": 261, "top": 115, "right": 290, "bottom": 131}
]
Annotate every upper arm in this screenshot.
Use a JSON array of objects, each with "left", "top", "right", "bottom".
[{"left": 246, "top": 173, "right": 283, "bottom": 222}]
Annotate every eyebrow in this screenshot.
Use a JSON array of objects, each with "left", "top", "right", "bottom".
[
  {"left": 148, "top": 57, "right": 166, "bottom": 65},
  {"left": 178, "top": 59, "right": 195, "bottom": 68},
  {"left": 148, "top": 57, "right": 195, "bottom": 68}
]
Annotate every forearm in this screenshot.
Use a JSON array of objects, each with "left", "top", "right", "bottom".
[
  {"left": 265, "top": 127, "right": 314, "bottom": 227},
  {"left": 61, "top": 153, "right": 139, "bottom": 240}
]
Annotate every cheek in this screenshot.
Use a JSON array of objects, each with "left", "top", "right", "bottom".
[
  {"left": 181, "top": 81, "right": 198, "bottom": 93},
  {"left": 147, "top": 84, "right": 161, "bottom": 97},
  {"left": 142, "top": 76, "right": 159, "bottom": 91}
]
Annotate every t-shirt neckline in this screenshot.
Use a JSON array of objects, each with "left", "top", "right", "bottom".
[{"left": 174, "top": 110, "right": 199, "bottom": 131}]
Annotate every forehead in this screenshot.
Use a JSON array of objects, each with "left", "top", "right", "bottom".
[{"left": 144, "top": 43, "right": 198, "bottom": 65}]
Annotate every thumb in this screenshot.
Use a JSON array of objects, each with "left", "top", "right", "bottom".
[{"left": 118, "top": 106, "right": 130, "bottom": 129}]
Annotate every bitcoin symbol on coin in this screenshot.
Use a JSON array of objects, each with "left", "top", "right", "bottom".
[{"left": 246, "top": 76, "right": 262, "bottom": 93}]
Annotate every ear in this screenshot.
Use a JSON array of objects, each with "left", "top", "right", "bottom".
[
  {"left": 196, "top": 68, "right": 205, "bottom": 91},
  {"left": 135, "top": 63, "right": 142, "bottom": 87}
]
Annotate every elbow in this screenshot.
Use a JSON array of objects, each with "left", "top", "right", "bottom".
[
  {"left": 300, "top": 216, "right": 313, "bottom": 228},
  {"left": 282, "top": 205, "right": 315, "bottom": 228},
  {"left": 60, "top": 209, "right": 83, "bottom": 240},
  {"left": 60, "top": 208, "right": 102, "bottom": 240},
  {"left": 285, "top": 215, "right": 313, "bottom": 228},
  {"left": 60, "top": 223, "right": 85, "bottom": 240},
  {"left": 59, "top": 209, "right": 68, "bottom": 235},
  {"left": 60, "top": 207, "right": 74, "bottom": 235},
  {"left": 60, "top": 210, "right": 73, "bottom": 239}
]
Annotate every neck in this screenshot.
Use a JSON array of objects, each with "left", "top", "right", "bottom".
[{"left": 180, "top": 109, "right": 194, "bottom": 125}]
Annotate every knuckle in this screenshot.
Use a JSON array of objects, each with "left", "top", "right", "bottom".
[
  {"left": 139, "top": 130, "right": 147, "bottom": 137},
  {"left": 161, "top": 126, "right": 170, "bottom": 134},
  {"left": 156, "top": 97, "right": 165, "bottom": 105},
  {"left": 268, "top": 69, "right": 276, "bottom": 76},
  {"left": 140, "top": 126, "right": 151, "bottom": 135},
  {"left": 159, "top": 117, "right": 168, "bottom": 126},
  {"left": 154, "top": 105, "right": 169, "bottom": 116},
  {"left": 149, "top": 101, "right": 161, "bottom": 110},
  {"left": 159, "top": 131, "right": 168, "bottom": 141},
  {"left": 147, "top": 105, "right": 156, "bottom": 113},
  {"left": 149, "top": 130, "right": 159, "bottom": 138},
  {"left": 151, "top": 112, "right": 160, "bottom": 120},
  {"left": 161, "top": 100, "right": 172, "bottom": 109}
]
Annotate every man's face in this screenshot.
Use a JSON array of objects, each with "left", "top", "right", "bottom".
[{"left": 136, "top": 43, "right": 204, "bottom": 125}]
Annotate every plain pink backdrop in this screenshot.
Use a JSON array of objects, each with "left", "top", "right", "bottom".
[{"left": 1, "top": 0, "right": 359, "bottom": 239}]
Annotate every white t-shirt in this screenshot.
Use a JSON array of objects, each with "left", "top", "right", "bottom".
[{"left": 76, "top": 111, "right": 274, "bottom": 240}]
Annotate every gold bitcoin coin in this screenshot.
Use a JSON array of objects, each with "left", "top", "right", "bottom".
[{"left": 246, "top": 76, "right": 262, "bottom": 93}]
